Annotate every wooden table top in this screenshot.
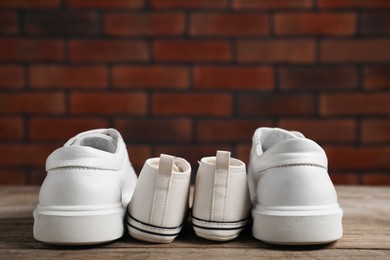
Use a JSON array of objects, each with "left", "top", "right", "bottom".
[{"left": 0, "top": 186, "right": 389, "bottom": 259}]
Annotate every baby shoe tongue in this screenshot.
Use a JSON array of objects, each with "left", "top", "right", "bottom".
[{"left": 76, "top": 133, "right": 117, "bottom": 153}]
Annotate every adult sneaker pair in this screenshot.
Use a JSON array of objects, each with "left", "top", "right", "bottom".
[
  {"left": 127, "top": 150, "right": 251, "bottom": 243},
  {"left": 248, "top": 127, "right": 343, "bottom": 245}
]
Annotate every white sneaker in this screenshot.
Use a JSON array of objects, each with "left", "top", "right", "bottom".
[
  {"left": 33, "top": 129, "right": 138, "bottom": 245},
  {"left": 127, "top": 154, "right": 191, "bottom": 243},
  {"left": 192, "top": 151, "right": 251, "bottom": 241},
  {"left": 248, "top": 127, "right": 343, "bottom": 245}
]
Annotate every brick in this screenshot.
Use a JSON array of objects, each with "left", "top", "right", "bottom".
[
  {"left": 237, "top": 40, "right": 315, "bottom": 63},
  {"left": 320, "top": 93, "right": 390, "bottom": 116},
  {"left": 25, "top": 12, "right": 99, "bottom": 36},
  {"left": 361, "top": 12, "right": 390, "bottom": 35},
  {"left": 151, "top": 0, "right": 228, "bottom": 9},
  {"left": 364, "top": 66, "right": 390, "bottom": 90},
  {"left": 0, "top": 117, "right": 24, "bottom": 141},
  {"left": 0, "top": 0, "right": 59, "bottom": 8},
  {"left": 112, "top": 66, "right": 189, "bottom": 89},
  {"left": 0, "top": 144, "right": 57, "bottom": 167},
  {"left": 69, "top": 40, "right": 148, "bottom": 62},
  {"left": 275, "top": 13, "right": 356, "bottom": 36},
  {"left": 105, "top": 13, "right": 185, "bottom": 36},
  {"left": 280, "top": 67, "right": 357, "bottom": 90},
  {"left": 278, "top": 119, "right": 356, "bottom": 143},
  {"left": 0, "top": 93, "right": 65, "bottom": 115},
  {"left": 153, "top": 40, "right": 231, "bottom": 62},
  {"left": 362, "top": 120, "right": 390, "bottom": 143},
  {"left": 0, "top": 65, "right": 24, "bottom": 89},
  {"left": 70, "top": 92, "right": 147, "bottom": 115},
  {"left": 329, "top": 172, "right": 359, "bottom": 185},
  {"left": 66, "top": 0, "right": 143, "bottom": 9},
  {"left": 29, "top": 169, "right": 46, "bottom": 185},
  {"left": 29, "top": 118, "right": 108, "bottom": 141},
  {"left": 114, "top": 119, "right": 192, "bottom": 142},
  {"left": 237, "top": 94, "right": 315, "bottom": 116},
  {"left": 233, "top": 0, "right": 312, "bottom": 9},
  {"left": 318, "top": 0, "right": 390, "bottom": 9},
  {"left": 152, "top": 93, "right": 232, "bottom": 117},
  {"left": 0, "top": 170, "right": 26, "bottom": 185},
  {"left": 197, "top": 120, "right": 273, "bottom": 142},
  {"left": 30, "top": 65, "right": 107, "bottom": 89},
  {"left": 190, "top": 13, "right": 269, "bottom": 36},
  {"left": 0, "top": 39, "right": 63, "bottom": 62},
  {"left": 325, "top": 146, "right": 390, "bottom": 170},
  {"left": 0, "top": 12, "right": 18, "bottom": 34},
  {"left": 127, "top": 145, "right": 152, "bottom": 174},
  {"left": 362, "top": 172, "right": 390, "bottom": 186},
  {"left": 236, "top": 144, "right": 251, "bottom": 165},
  {"left": 321, "top": 39, "right": 390, "bottom": 63},
  {"left": 195, "top": 66, "right": 273, "bottom": 90}
]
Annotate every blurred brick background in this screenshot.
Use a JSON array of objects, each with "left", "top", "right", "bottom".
[{"left": 0, "top": 0, "right": 389, "bottom": 185}]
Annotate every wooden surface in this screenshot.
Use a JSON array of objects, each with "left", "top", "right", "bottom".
[{"left": 0, "top": 186, "right": 389, "bottom": 259}]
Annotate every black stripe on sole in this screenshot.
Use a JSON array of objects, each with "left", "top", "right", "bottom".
[
  {"left": 126, "top": 213, "right": 182, "bottom": 237},
  {"left": 127, "top": 222, "right": 180, "bottom": 237},
  {"left": 192, "top": 223, "right": 247, "bottom": 231},
  {"left": 191, "top": 215, "right": 250, "bottom": 224}
]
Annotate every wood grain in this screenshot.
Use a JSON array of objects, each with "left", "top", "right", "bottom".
[{"left": 0, "top": 186, "right": 389, "bottom": 259}]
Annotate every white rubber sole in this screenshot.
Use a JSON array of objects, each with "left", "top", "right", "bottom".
[
  {"left": 193, "top": 227, "right": 241, "bottom": 242},
  {"left": 127, "top": 214, "right": 182, "bottom": 243},
  {"left": 33, "top": 205, "right": 125, "bottom": 245},
  {"left": 192, "top": 215, "right": 248, "bottom": 241},
  {"left": 252, "top": 205, "right": 343, "bottom": 245}
]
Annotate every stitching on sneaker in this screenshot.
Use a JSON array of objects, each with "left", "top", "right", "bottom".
[
  {"left": 192, "top": 215, "right": 250, "bottom": 224},
  {"left": 192, "top": 215, "right": 249, "bottom": 230},
  {"left": 51, "top": 166, "right": 116, "bottom": 171},
  {"left": 223, "top": 169, "right": 229, "bottom": 222},
  {"left": 150, "top": 174, "right": 169, "bottom": 226},
  {"left": 162, "top": 173, "right": 173, "bottom": 226},
  {"left": 258, "top": 163, "right": 327, "bottom": 173}
]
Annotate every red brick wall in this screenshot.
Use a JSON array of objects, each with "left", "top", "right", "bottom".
[{"left": 0, "top": 0, "right": 389, "bottom": 185}]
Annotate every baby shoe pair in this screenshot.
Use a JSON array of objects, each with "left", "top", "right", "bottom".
[{"left": 127, "top": 150, "right": 250, "bottom": 243}]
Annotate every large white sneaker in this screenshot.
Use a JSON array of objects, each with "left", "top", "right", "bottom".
[
  {"left": 192, "top": 151, "right": 251, "bottom": 241},
  {"left": 127, "top": 154, "right": 191, "bottom": 243},
  {"left": 33, "top": 129, "right": 138, "bottom": 245},
  {"left": 248, "top": 127, "right": 343, "bottom": 245}
]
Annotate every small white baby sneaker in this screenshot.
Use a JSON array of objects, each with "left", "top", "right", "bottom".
[
  {"left": 192, "top": 151, "right": 251, "bottom": 241},
  {"left": 248, "top": 127, "right": 343, "bottom": 245},
  {"left": 127, "top": 154, "right": 191, "bottom": 243},
  {"left": 33, "top": 128, "right": 138, "bottom": 245}
]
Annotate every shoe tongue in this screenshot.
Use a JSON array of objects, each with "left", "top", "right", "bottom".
[
  {"left": 75, "top": 133, "right": 117, "bottom": 153},
  {"left": 259, "top": 128, "right": 303, "bottom": 153}
]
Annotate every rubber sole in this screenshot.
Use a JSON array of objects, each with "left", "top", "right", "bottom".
[
  {"left": 126, "top": 214, "right": 182, "bottom": 243},
  {"left": 252, "top": 205, "right": 343, "bottom": 245},
  {"left": 33, "top": 206, "right": 125, "bottom": 245},
  {"left": 192, "top": 215, "right": 248, "bottom": 241}
]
